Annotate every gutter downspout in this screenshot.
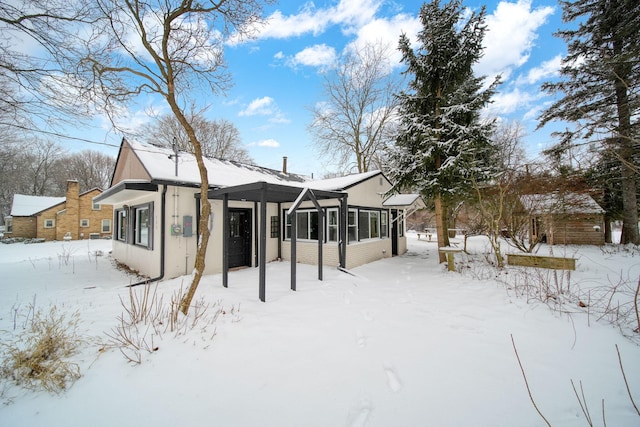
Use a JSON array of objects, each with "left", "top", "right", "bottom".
[{"left": 128, "top": 184, "right": 167, "bottom": 287}]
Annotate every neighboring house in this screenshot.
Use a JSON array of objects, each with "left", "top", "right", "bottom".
[
  {"left": 4, "top": 181, "right": 114, "bottom": 241},
  {"left": 520, "top": 192, "right": 605, "bottom": 245},
  {"left": 95, "top": 139, "right": 422, "bottom": 297}
]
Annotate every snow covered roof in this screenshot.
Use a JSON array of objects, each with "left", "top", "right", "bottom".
[
  {"left": 126, "top": 140, "right": 384, "bottom": 193},
  {"left": 308, "top": 170, "right": 383, "bottom": 191},
  {"left": 128, "top": 140, "right": 309, "bottom": 188},
  {"left": 10, "top": 194, "right": 65, "bottom": 216},
  {"left": 520, "top": 192, "right": 604, "bottom": 215},
  {"left": 383, "top": 194, "right": 424, "bottom": 208}
]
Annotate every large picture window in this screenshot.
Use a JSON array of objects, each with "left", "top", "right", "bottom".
[
  {"left": 358, "top": 210, "right": 380, "bottom": 240},
  {"left": 133, "top": 204, "right": 152, "bottom": 248}
]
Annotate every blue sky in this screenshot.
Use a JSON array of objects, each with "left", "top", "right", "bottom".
[{"left": 67, "top": 0, "right": 567, "bottom": 177}]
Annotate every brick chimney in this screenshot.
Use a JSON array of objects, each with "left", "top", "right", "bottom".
[{"left": 61, "top": 180, "right": 80, "bottom": 240}]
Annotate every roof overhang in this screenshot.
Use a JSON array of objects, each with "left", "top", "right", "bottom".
[
  {"left": 204, "top": 181, "right": 346, "bottom": 203},
  {"left": 93, "top": 180, "right": 158, "bottom": 205}
]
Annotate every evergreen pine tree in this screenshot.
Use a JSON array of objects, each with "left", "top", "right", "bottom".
[
  {"left": 539, "top": 0, "right": 639, "bottom": 244},
  {"left": 388, "top": 0, "right": 498, "bottom": 261}
]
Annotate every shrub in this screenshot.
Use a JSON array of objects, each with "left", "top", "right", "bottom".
[{"left": 0, "top": 306, "right": 83, "bottom": 393}]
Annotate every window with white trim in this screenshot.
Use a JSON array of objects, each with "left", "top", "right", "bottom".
[
  {"left": 44, "top": 219, "right": 55, "bottom": 228},
  {"left": 348, "top": 209, "right": 357, "bottom": 242},
  {"left": 80, "top": 219, "right": 90, "bottom": 228},
  {"left": 380, "top": 211, "right": 388, "bottom": 238},
  {"left": 327, "top": 208, "right": 338, "bottom": 242},
  {"left": 102, "top": 219, "right": 111, "bottom": 233},
  {"left": 92, "top": 202, "right": 101, "bottom": 210},
  {"left": 358, "top": 210, "right": 379, "bottom": 240},
  {"left": 285, "top": 210, "right": 319, "bottom": 240}
]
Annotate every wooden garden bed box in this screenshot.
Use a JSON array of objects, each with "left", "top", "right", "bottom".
[{"left": 507, "top": 253, "right": 576, "bottom": 270}]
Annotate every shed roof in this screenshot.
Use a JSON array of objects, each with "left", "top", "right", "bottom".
[
  {"left": 383, "top": 194, "right": 424, "bottom": 208},
  {"left": 520, "top": 192, "right": 604, "bottom": 215}
]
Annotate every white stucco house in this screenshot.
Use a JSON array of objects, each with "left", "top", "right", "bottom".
[{"left": 95, "top": 139, "right": 423, "bottom": 300}]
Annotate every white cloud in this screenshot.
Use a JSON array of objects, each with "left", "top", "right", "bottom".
[
  {"left": 238, "top": 96, "right": 290, "bottom": 125},
  {"left": 229, "top": 0, "right": 383, "bottom": 44},
  {"left": 345, "top": 13, "right": 420, "bottom": 68},
  {"left": 519, "top": 54, "right": 562, "bottom": 85},
  {"left": 257, "top": 139, "right": 280, "bottom": 148},
  {"left": 289, "top": 44, "right": 337, "bottom": 68},
  {"left": 486, "top": 87, "right": 538, "bottom": 116},
  {"left": 269, "top": 113, "right": 291, "bottom": 125},
  {"left": 476, "top": 0, "right": 555, "bottom": 80},
  {"left": 239, "top": 96, "right": 276, "bottom": 116}
]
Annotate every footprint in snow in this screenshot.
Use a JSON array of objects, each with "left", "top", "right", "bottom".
[
  {"left": 347, "top": 396, "right": 371, "bottom": 427},
  {"left": 383, "top": 365, "right": 402, "bottom": 393},
  {"left": 356, "top": 330, "right": 368, "bottom": 348}
]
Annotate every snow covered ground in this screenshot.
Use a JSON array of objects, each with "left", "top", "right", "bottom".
[{"left": 1, "top": 233, "right": 639, "bottom": 426}]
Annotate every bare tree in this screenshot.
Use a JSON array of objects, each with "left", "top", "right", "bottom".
[
  {"left": 308, "top": 42, "right": 401, "bottom": 174},
  {"left": 142, "top": 111, "right": 253, "bottom": 163},
  {"left": 0, "top": 138, "right": 66, "bottom": 221},
  {"left": 470, "top": 121, "right": 533, "bottom": 264},
  {"left": 25, "top": 139, "right": 66, "bottom": 196},
  {"left": 0, "top": 130, "right": 24, "bottom": 221},
  {"left": 0, "top": 0, "right": 95, "bottom": 129},
  {"left": 52, "top": 150, "right": 115, "bottom": 192},
  {"left": 77, "top": 0, "right": 269, "bottom": 314}
]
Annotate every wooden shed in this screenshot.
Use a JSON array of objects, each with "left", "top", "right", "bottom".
[{"left": 520, "top": 192, "right": 605, "bottom": 245}]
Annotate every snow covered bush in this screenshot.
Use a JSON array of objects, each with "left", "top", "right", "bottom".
[
  {"left": 105, "top": 283, "right": 225, "bottom": 364},
  {"left": 0, "top": 305, "right": 83, "bottom": 393}
]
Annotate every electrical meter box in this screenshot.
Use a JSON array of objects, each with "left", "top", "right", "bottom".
[
  {"left": 183, "top": 215, "right": 193, "bottom": 237},
  {"left": 171, "top": 223, "right": 182, "bottom": 235}
]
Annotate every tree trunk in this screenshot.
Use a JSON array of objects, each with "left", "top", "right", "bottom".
[
  {"left": 434, "top": 192, "right": 450, "bottom": 263},
  {"left": 613, "top": 37, "right": 639, "bottom": 245},
  {"left": 620, "top": 161, "right": 639, "bottom": 244},
  {"left": 178, "top": 137, "right": 211, "bottom": 314},
  {"left": 164, "top": 97, "right": 212, "bottom": 315}
]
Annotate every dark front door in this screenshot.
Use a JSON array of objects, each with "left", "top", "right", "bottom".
[
  {"left": 391, "top": 209, "right": 398, "bottom": 256},
  {"left": 228, "top": 209, "right": 252, "bottom": 268}
]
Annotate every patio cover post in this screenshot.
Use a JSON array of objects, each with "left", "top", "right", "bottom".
[
  {"left": 317, "top": 207, "right": 323, "bottom": 281},
  {"left": 259, "top": 186, "right": 267, "bottom": 302},
  {"left": 339, "top": 195, "right": 347, "bottom": 268},
  {"left": 222, "top": 193, "right": 229, "bottom": 288},
  {"left": 290, "top": 207, "right": 297, "bottom": 291}
]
